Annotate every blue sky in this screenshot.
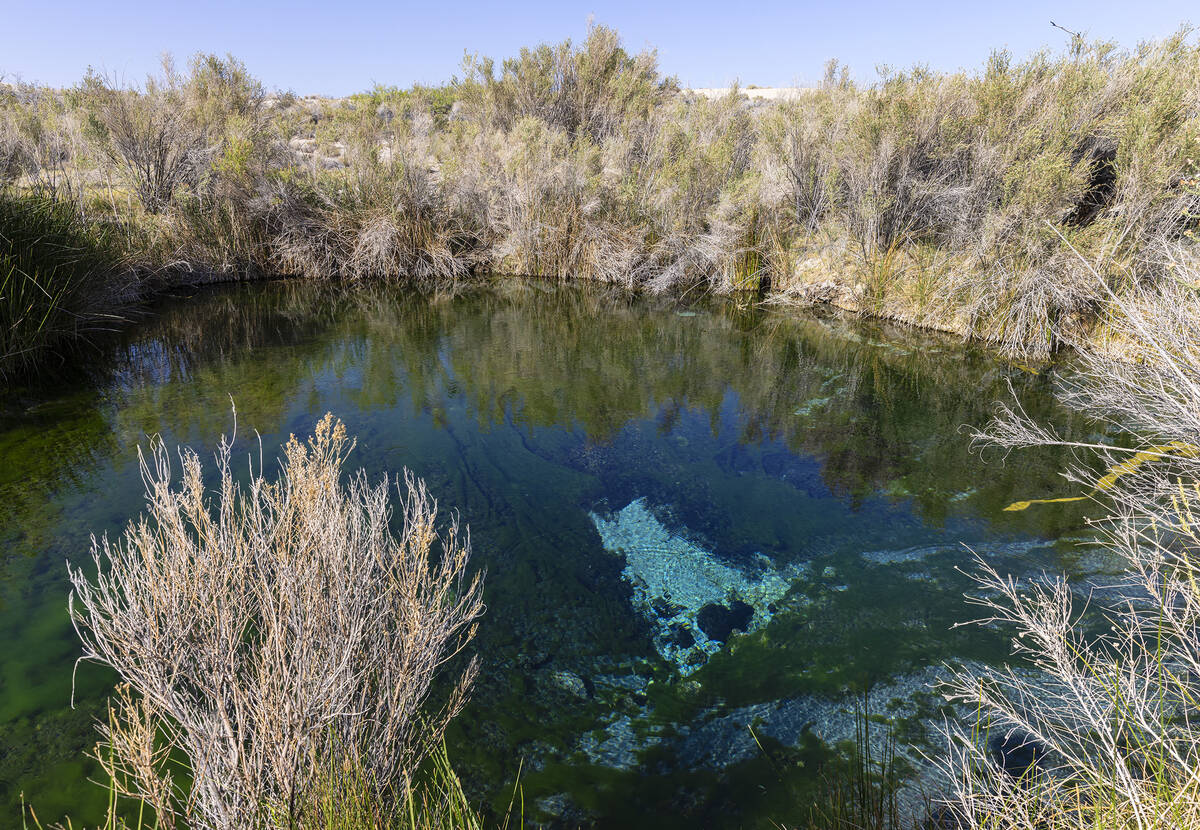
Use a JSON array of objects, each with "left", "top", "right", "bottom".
[{"left": 3, "top": 1, "right": 1197, "bottom": 95}]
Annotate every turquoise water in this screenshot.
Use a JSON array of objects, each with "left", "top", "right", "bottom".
[{"left": 0, "top": 281, "right": 1109, "bottom": 827}]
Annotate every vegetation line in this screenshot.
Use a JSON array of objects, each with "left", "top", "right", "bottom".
[{"left": 4, "top": 24, "right": 1200, "bottom": 379}]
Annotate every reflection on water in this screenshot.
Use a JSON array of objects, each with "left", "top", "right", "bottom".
[{"left": 0, "top": 281, "right": 1111, "bottom": 827}]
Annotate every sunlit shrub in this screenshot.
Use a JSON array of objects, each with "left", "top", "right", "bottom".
[{"left": 69, "top": 414, "right": 485, "bottom": 829}]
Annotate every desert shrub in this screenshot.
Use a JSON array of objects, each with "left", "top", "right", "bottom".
[
  {"left": 80, "top": 67, "right": 203, "bottom": 213},
  {"left": 76, "top": 54, "right": 276, "bottom": 219},
  {"left": 0, "top": 82, "right": 88, "bottom": 201},
  {"left": 181, "top": 53, "right": 264, "bottom": 137},
  {"left": 69, "top": 414, "right": 485, "bottom": 829},
  {"left": 636, "top": 92, "right": 764, "bottom": 292},
  {"left": 757, "top": 89, "right": 844, "bottom": 235},
  {"left": 760, "top": 30, "right": 1200, "bottom": 353},
  {"left": 267, "top": 113, "right": 484, "bottom": 282},
  {"left": 181, "top": 53, "right": 278, "bottom": 197},
  {"left": 940, "top": 254, "right": 1200, "bottom": 827},
  {"left": 458, "top": 23, "right": 675, "bottom": 140},
  {"left": 349, "top": 83, "right": 459, "bottom": 130},
  {"left": 81, "top": 55, "right": 288, "bottom": 273},
  {"left": 486, "top": 116, "right": 606, "bottom": 277}
]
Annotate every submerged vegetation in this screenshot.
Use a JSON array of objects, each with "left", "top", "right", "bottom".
[{"left": 3, "top": 23, "right": 1200, "bottom": 378}]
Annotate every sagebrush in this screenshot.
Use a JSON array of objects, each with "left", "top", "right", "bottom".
[{"left": 68, "top": 414, "right": 485, "bottom": 829}]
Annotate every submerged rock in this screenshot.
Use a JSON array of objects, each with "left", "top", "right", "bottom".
[
  {"left": 534, "top": 792, "right": 589, "bottom": 825},
  {"left": 581, "top": 715, "right": 660, "bottom": 769},
  {"left": 988, "top": 729, "right": 1045, "bottom": 779},
  {"left": 696, "top": 600, "right": 754, "bottom": 643},
  {"left": 652, "top": 597, "right": 685, "bottom": 618},
  {"left": 550, "top": 669, "right": 590, "bottom": 699},
  {"left": 594, "top": 673, "right": 650, "bottom": 695},
  {"left": 589, "top": 497, "right": 808, "bottom": 673}
]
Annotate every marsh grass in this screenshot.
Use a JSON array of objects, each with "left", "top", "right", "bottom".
[
  {"left": 0, "top": 191, "right": 128, "bottom": 379},
  {"left": 298, "top": 740, "right": 515, "bottom": 830},
  {"left": 799, "top": 701, "right": 907, "bottom": 830}
]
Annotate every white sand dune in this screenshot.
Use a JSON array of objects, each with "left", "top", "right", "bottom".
[{"left": 687, "top": 87, "right": 813, "bottom": 101}]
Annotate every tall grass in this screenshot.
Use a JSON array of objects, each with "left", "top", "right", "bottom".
[
  {"left": 798, "top": 700, "right": 907, "bottom": 830},
  {"left": 302, "top": 742, "right": 486, "bottom": 830},
  {"left": 0, "top": 191, "right": 127, "bottom": 379}
]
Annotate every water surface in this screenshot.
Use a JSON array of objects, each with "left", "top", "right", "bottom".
[{"left": 0, "top": 281, "right": 1109, "bottom": 827}]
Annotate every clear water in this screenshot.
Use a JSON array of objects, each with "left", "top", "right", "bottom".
[{"left": 0, "top": 281, "right": 1110, "bottom": 827}]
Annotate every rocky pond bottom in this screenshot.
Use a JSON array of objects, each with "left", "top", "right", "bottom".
[
  {"left": 0, "top": 281, "right": 1116, "bottom": 827},
  {"left": 590, "top": 498, "right": 811, "bottom": 673}
]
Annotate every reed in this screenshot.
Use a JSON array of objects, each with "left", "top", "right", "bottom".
[{"left": 0, "top": 191, "right": 127, "bottom": 379}]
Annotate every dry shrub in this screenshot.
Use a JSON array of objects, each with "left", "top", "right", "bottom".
[
  {"left": 81, "top": 66, "right": 204, "bottom": 213},
  {"left": 487, "top": 116, "right": 605, "bottom": 278},
  {"left": 266, "top": 107, "right": 485, "bottom": 282},
  {"left": 0, "top": 81, "right": 89, "bottom": 202},
  {"left": 938, "top": 253, "right": 1200, "bottom": 827},
  {"left": 69, "top": 414, "right": 484, "bottom": 829},
  {"left": 458, "top": 22, "right": 673, "bottom": 140}
]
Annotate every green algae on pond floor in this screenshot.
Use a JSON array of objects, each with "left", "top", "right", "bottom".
[{"left": 0, "top": 280, "right": 1110, "bottom": 827}]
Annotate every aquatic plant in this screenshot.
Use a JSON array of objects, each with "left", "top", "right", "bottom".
[
  {"left": 800, "top": 700, "right": 905, "bottom": 830},
  {"left": 67, "top": 414, "right": 485, "bottom": 829}
]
